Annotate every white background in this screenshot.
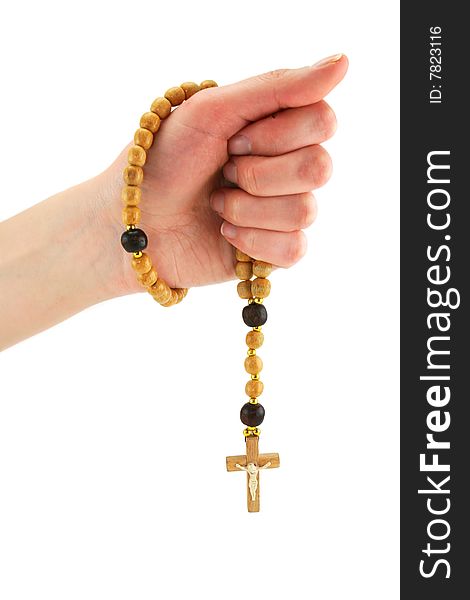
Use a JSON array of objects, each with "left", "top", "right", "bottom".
[{"left": 0, "top": 1, "right": 399, "bottom": 598}]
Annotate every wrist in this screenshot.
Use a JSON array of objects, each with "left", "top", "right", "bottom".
[{"left": 91, "top": 158, "right": 144, "bottom": 300}]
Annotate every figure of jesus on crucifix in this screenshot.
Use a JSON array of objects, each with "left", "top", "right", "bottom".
[
  {"left": 235, "top": 461, "right": 272, "bottom": 501},
  {"left": 226, "top": 435, "right": 279, "bottom": 512}
]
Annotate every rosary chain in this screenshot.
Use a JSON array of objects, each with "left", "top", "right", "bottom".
[
  {"left": 119, "top": 80, "right": 218, "bottom": 306},
  {"left": 235, "top": 248, "right": 273, "bottom": 437}
]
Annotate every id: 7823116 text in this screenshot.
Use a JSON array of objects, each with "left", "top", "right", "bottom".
[{"left": 429, "top": 26, "right": 443, "bottom": 104}]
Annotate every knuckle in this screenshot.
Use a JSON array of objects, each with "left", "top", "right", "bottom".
[
  {"left": 316, "top": 101, "right": 337, "bottom": 139},
  {"left": 227, "top": 195, "right": 242, "bottom": 225},
  {"left": 297, "top": 146, "right": 332, "bottom": 189},
  {"left": 258, "top": 68, "right": 289, "bottom": 82},
  {"left": 296, "top": 193, "right": 317, "bottom": 229},
  {"left": 241, "top": 163, "right": 262, "bottom": 195},
  {"left": 285, "top": 232, "right": 307, "bottom": 266},
  {"left": 244, "top": 228, "right": 258, "bottom": 256}
]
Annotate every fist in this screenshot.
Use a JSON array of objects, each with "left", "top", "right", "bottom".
[{"left": 106, "top": 54, "right": 348, "bottom": 290}]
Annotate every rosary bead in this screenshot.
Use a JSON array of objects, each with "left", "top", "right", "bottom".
[
  {"left": 235, "top": 261, "right": 253, "bottom": 280},
  {"left": 123, "top": 165, "right": 144, "bottom": 186},
  {"left": 128, "top": 145, "right": 147, "bottom": 167},
  {"left": 139, "top": 268, "right": 158, "bottom": 287},
  {"left": 151, "top": 97, "right": 172, "bottom": 119},
  {"left": 149, "top": 278, "right": 172, "bottom": 303},
  {"left": 246, "top": 329, "right": 264, "bottom": 349},
  {"left": 240, "top": 402, "right": 265, "bottom": 427},
  {"left": 134, "top": 128, "right": 154, "bottom": 150},
  {"left": 165, "top": 86, "right": 185, "bottom": 106},
  {"left": 120, "top": 228, "right": 148, "bottom": 253},
  {"left": 161, "top": 289, "right": 179, "bottom": 306},
  {"left": 252, "top": 261, "right": 273, "bottom": 278},
  {"left": 245, "top": 379, "right": 264, "bottom": 398},
  {"left": 244, "top": 355, "right": 263, "bottom": 375},
  {"left": 237, "top": 280, "right": 252, "bottom": 299},
  {"left": 235, "top": 248, "right": 252, "bottom": 262},
  {"left": 251, "top": 277, "right": 271, "bottom": 298},
  {"left": 200, "top": 80, "right": 218, "bottom": 89},
  {"left": 131, "top": 252, "right": 152, "bottom": 274},
  {"left": 242, "top": 303, "right": 268, "bottom": 327},
  {"left": 122, "top": 206, "right": 141, "bottom": 226},
  {"left": 121, "top": 185, "right": 141, "bottom": 206},
  {"left": 140, "top": 111, "right": 161, "bottom": 133},
  {"left": 180, "top": 82, "right": 200, "bottom": 99},
  {"left": 175, "top": 288, "right": 188, "bottom": 303}
]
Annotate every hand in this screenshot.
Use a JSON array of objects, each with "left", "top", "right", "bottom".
[
  {"left": 102, "top": 55, "right": 348, "bottom": 292},
  {"left": 0, "top": 56, "right": 348, "bottom": 350}
]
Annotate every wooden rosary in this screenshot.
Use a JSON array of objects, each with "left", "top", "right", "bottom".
[{"left": 120, "top": 80, "right": 279, "bottom": 512}]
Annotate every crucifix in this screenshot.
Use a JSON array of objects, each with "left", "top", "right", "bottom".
[{"left": 226, "top": 435, "right": 280, "bottom": 512}]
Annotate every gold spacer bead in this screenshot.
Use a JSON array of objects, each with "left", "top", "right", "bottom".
[
  {"left": 251, "top": 374, "right": 260, "bottom": 380},
  {"left": 249, "top": 398, "right": 258, "bottom": 404},
  {"left": 243, "top": 427, "right": 261, "bottom": 438},
  {"left": 253, "top": 326, "right": 262, "bottom": 332},
  {"left": 133, "top": 251, "right": 143, "bottom": 259},
  {"left": 126, "top": 224, "right": 136, "bottom": 231},
  {"left": 247, "top": 348, "right": 256, "bottom": 356},
  {"left": 253, "top": 297, "right": 264, "bottom": 304}
]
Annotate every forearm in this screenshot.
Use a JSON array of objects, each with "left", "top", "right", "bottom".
[{"left": 0, "top": 174, "right": 133, "bottom": 351}]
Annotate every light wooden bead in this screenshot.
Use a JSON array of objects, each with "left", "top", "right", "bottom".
[
  {"left": 122, "top": 205, "right": 141, "bottom": 226},
  {"left": 121, "top": 185, "right": 141, "bottom": 206},
  {"left": 164, "top": 86, "right": 185, "bottom": 106},
  {"left": 246, "top": 330, "right": 264, "bottom": 349},
  {"left": 200, "top": 80, "right": 218, "bottom": 89},
  {"left": 161, "top": 289, "right": 179, "bottom": 306},
  {"left": 245, "top": 379, "right": 264, "bottom": 398},
  {"left": 251, "top": 277, "right": 271, "bottom": 298},
  {"left": 124, "top": 165, "right": 143, "bottom": 186},
  {"left": 139, "top": 268, "right": 158, "bottom": 287},
  {"left": 128, "top": 145, "right": 147, "bottom": 167},
  {"left": 151, "top": 97, "right": 172, "bottom": 119},
  {"left": 140, "top": 112, "right": 161, "bottom": 133},
  {"left": 237, "top": 280, "right": 252, "bottom": 299},
  {"left": 235, "top": 261, "right": 253, "bottom": 280},
  {"left": 175, "top": 288, "right": 187, "bottom": 303},
  {"left": 236, "top": 248, "right": 252, "bottom": 262},
  {"left": 180, "top": 82, "right": 200, "bottom": 99},
  {"left": 244, "top": 355, "right": 263, "bottom": 375},
  {"left": 131, "top": 252, "right": 152, "bottom": 275},
  {"left": 252, "top": 260, "right": 273, "bottom": 278},
  {"left": 134, "top": 128, "right": 154, "bottom": 150},
  {"left": 150, "top": 278, "right": 172, "bottom": 303}
]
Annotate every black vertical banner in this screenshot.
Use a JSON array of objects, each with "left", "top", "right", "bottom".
[{"left": 401, "top": 3, "right": 469, "bottom": 598}]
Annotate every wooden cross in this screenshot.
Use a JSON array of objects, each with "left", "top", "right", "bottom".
[{"left": 226, "top": 436, "right": 280, "bottom": 512}]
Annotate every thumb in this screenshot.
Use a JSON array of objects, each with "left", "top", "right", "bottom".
[{"left": 178, "top": 54, "right": 348, "bottom": 139}]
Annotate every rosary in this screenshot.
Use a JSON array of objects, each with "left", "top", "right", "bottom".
[{"left": 119, "top": 80, "right": 280, "bottom": 512}]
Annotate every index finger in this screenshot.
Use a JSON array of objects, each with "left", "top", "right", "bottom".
[{"left": 182, "top": 54, "right": 348, "bottom": 139}]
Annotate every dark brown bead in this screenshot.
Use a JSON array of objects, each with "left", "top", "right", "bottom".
[
  {"left": 240, "top": 402, "right": 265, "bottom": 427},
  {"left": 242, "top": 303, "right": 267, "bottom": 327}
]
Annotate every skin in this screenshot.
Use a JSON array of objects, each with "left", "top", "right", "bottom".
[{"left": 0, "top": 55, "right": 348, "bottom": 351}]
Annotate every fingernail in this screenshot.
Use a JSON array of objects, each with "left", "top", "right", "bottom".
[
  {"left": 211, "top": 191, "right": 225, "bottom": 214},
  {"left": 221, "top": 221, "right": 237, "bottom": 240},
  {"left": 223, "top": 160, "right": 238, "bottom": 184},
  {"left": 312, "top": 53, "right": 343, "bottom": 68},
  {"left": 228, "top": 134, "right": 252, "bottom": 156}
]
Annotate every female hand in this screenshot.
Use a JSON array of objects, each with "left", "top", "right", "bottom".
[
  {"left": 102, "top": 54, "right": 348, "bottom": 292},
  {"left": 0, "top": 55, "right": 347, "bottom": 350}
]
